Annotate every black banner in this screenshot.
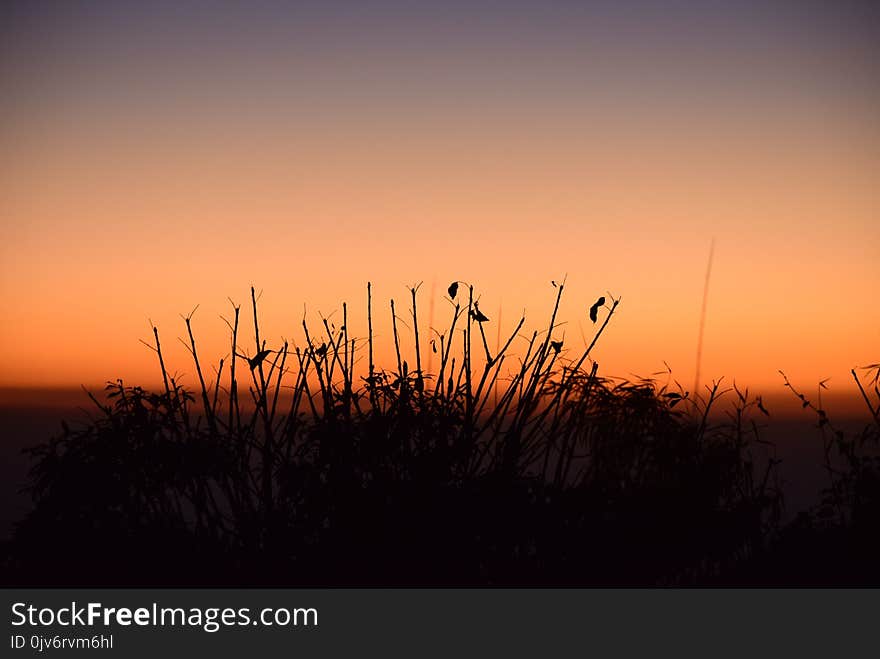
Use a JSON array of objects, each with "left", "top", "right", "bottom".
[{"left": 2, "top": 589, "right": 874, "bottom": 657}]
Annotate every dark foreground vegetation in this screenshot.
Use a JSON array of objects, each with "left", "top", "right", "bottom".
[{"left": 2, "top": 283, "right": 879, "bottom": 585}]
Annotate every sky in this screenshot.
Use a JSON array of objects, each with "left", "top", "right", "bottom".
[{"left": 1, "top": 1, "right": 878, "bottom": 406}]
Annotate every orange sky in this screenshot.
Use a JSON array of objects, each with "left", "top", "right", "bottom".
[{"left": 0, "top": 2, "right": 878, "bottom": 403}]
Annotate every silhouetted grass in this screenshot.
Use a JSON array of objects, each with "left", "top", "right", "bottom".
[
  {"left": 732, "top": 366, "right": 880, "bottom": 584},
  {"left": 3, "top": 282, "right": 875, "bottom": 585}
]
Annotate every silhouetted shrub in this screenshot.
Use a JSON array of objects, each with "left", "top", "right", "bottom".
[{"left": 3, "top": 284, "right": 808, "bottom": 585}]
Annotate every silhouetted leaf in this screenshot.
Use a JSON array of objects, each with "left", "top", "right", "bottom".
[
  {"left": 471, "top": 303, "right": 489, "bottom": 323},
  {"left": 588, "top": 296, "right": 605, "bottom": 323},
  {"left": 249, "top": 349, "right": 272, "bottom": 370},
  {"left": 448, "top": 282, "right": 458, "bottom": 299}
]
